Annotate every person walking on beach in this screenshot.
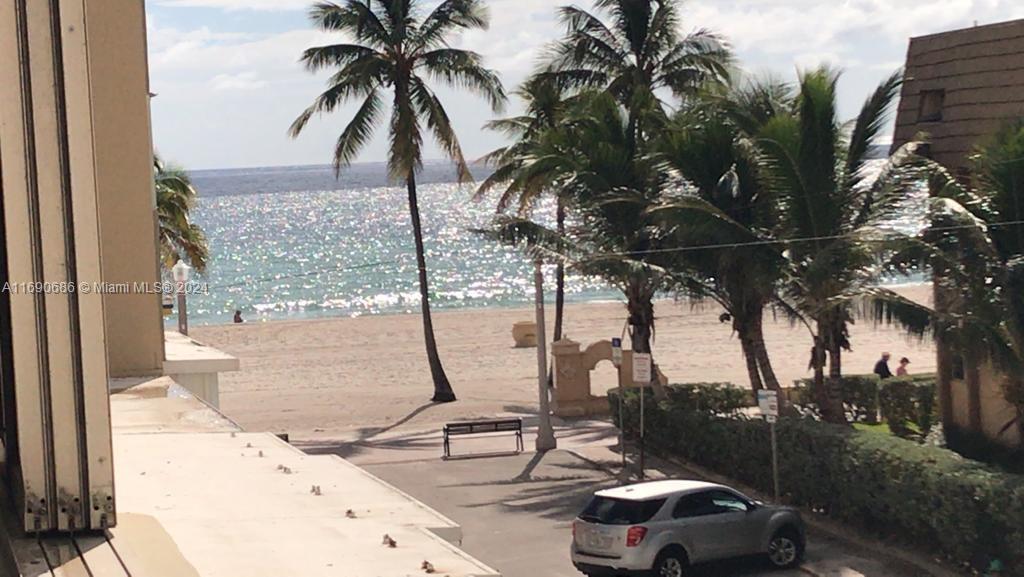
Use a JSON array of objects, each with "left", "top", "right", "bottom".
[
  {"left": 896, "top": 357, "right": 910, "bottom": 377},
  {"left": 873, "top": 352, "right": 893, "bottom": 379}
]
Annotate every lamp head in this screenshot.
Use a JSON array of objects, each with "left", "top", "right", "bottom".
[{"left": 171, "top": 259, "right": 191, "bottom": 282}]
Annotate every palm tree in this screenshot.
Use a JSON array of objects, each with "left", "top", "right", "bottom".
[
  {"left": 477, "top": 76, "right": 571, "bottom": 344},
  {"left": 651, "top": 81, "right": 792, "bottom": 391},
  {"left": 289, "top": 0, "right": 507, "bottom": 402},
  {"left": 154, "top": 155, "right": 208, "bottom": 273},
  {"left": 543, "top": 0, "right": 731, "bottom": 145},
  {"left": 485, "top": 93, "right": 670, "bottom": 373},
  {"left": 758, "top": 67, "right": 922, "bottom": 424}
]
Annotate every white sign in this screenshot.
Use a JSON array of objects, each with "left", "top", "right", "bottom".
[
  {"left": 632, "top": 353, "right": 652, "bottom": 384},
  {"left": 611, "top": 338, "right": 623, "bottom": 367},
  {"left": 757, "top": 390, "right": 779, "bottom": 417}
]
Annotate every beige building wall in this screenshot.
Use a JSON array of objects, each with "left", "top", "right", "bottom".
[
  {"left": 978, "top": 363, "right": 1022, "bottom": 447},
  {"left": 87, "top": 0, "right": 165, "bottom": 377},
  {"left": 894, "top": 20, "right": 1024, "bottom": 449}
]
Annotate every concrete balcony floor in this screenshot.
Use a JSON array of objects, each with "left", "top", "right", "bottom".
[{"left": 3, "top": 377, "right": 499, "bottom": 576}]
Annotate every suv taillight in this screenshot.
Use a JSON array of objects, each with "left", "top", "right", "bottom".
[{"left": 626, "top": 526, "right": 647, "bottom": 547}]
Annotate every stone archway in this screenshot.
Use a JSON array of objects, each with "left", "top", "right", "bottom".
[{"left": 550, "top": 339, "right": 668, "bottom": 417}]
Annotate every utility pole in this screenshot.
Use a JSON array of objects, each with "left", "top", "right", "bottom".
[{"left": 534, "top": 259, "right": 557, "bottom": 451}]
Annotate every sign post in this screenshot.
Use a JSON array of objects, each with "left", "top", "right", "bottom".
[
  {"left": 632, "top": 352, "right": 652, "bottom": 480},
  {"left": 611, "top": 338, "right": 625, "bottom": 469},
  {"left": 757, "top": 389, "right": 781, "bottom": 502}
]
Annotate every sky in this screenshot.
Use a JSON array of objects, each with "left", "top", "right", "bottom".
[{"left": 146, "top": 0, "right": 1024, "bottom": 170}]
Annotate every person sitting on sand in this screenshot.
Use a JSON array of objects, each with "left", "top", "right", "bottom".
[
  {"left": 896, "top": 357, "right": 910, "bottom": 377},
  {"left": 873, "top": 352, "right": 893, "bottom": 380},
  {"left": 233, "top": 310, "right": 244, "bottom": 324}
]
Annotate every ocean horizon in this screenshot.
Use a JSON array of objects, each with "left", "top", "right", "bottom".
[{"left": 184, "top": 153, "right": 923, "bottom": 327}]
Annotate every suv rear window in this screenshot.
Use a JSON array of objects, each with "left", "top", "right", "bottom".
[{"left": 579, "top": 496, "right": 666, "bottom": 525}]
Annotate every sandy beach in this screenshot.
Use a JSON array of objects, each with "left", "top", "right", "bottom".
[{"left": 191, "top": 284, "right": 936, "bottom": 439}]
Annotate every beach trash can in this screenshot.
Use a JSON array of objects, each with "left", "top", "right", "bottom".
[{"left": 512, "top": 321, "right": 537, "bottom": 348}]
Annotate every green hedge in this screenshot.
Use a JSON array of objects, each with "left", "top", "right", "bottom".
[
  {"left": 611, "top": 386, "right": 1024, "bottom": 574},
  {"left": 879, "top": 377, "right": 937, "bottom": 440},
  {"left": 792, "top": 373, "right": 937, "bottom": 429},
  {"left": 663, "top": 382, "right": 751, "bottom": 415},
  {"left": 792, "top": 374, "right": 882, "bottom": 423}
]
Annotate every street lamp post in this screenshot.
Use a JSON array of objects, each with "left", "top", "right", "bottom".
[
  {"left": 534, "top": 259, "right": 557, "bottom": 452},
  {"left": 172, "top": 259, "right": 191, "bottom": 335}
]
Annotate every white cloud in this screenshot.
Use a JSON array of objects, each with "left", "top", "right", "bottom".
[
  {"left": 210, "top": 71, "right": 268, "bottom": 91},
  {"left": 153, "top": 0, "right": 309, "bottom": 10},
  {"left": 145, "top": 0, "right": 1024, "bottom": 169}
]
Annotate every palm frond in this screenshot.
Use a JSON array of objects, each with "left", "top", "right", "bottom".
[
  {"left": 419, "top": 48, "right": 507, "bottom": 111},
  {"left": 329, "top": 89, "right": 384, "bottom": 174},
  {"left": 417, "top": 0, "right": 488, "bottom": 50},
  {"left": 859, "top": 287, "right": 933, "bottom": 338},
  {"left": 309, "top": 1, "right": 389, "bottom": 47},
  {"left": 845, "top": 69, "right": 902, "bottom": 193},
  {"left": 410, "top": 79, "right": 471, "bottom": 183}
]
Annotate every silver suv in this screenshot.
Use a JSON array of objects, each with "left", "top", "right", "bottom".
[{"left": 571, "top": 480, "right": 805, "bottom": 577}]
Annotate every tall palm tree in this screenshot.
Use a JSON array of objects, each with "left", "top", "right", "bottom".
[
  {"left": 651, "top": 81, "right": 792, "bottom": 391},
  {"left": 544, "top": 0, "right": 731, "bottom": 146},
  {"left": 289, "top": 0, "right": 506, "bottom": 402},
  {"left": 758, "top": 67, "right": 921, "bottom": 424},
  {"left": 154, "top": 155, "right": 208, "bottom": 273},
  {"left": 477, "top": 76, "right": 571, "bottom": 343}
]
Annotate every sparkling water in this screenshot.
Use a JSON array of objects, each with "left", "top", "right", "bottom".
[{"left": 186, "top": 162, "right": 618, "bottom": 325}]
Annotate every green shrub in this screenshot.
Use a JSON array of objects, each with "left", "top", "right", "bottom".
[
  {"left": 610, "top": 388, "right": 1024, "bottom": 574},
  {"left": 792, "top": 374, "right": 881, "bottom": 424},
  {"left": 664, "top": 382, "right": 751, "bottom": 415},
  {"left": 879, "top": 377, "right": 937, "bottom": 440}
]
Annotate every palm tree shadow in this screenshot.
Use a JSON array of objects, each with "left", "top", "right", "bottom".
[
  {"left": 294, "top": 401, "right": 442, "bottom": 460},
  {"left": 359, "top": 401, "right": 440, "bottom": 441}
]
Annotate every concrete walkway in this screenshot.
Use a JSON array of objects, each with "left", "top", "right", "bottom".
[{"left": 296, "top": 418, "right": 945, "bottom": 577}]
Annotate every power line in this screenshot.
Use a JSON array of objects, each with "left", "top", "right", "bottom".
[{"left": 563, "top": 218, "right": 1024, "bottom": 259}]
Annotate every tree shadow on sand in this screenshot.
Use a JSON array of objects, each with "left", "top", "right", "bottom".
[{"left": 294, "top": 401, "right": 443, "bottom": 459}]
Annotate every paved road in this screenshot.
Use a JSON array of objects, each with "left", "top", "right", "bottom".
[{"left": 363, "top": 450, "right": 804, "bottom": 577}]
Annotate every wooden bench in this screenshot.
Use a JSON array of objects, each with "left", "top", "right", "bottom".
[{"left": 443, "top": 418, "right": 523, "bottom": 458}]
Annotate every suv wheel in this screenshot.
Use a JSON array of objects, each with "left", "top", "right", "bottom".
[
  {"left": 767, "top": 527, "right": 804, "bottom": 569},
  {"left": 652, "top": 548, "right": 687, "bottom": 577}
]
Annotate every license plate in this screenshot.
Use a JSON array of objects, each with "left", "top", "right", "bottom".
[{"left": 585, "top": 528, "right": 613, "bottom": 550}]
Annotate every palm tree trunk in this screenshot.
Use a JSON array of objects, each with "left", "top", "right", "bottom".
[
  {"left": 553, "top": 198, "right": 566, "bottom": 343},
  {"left": 810, "top": 336, "right": 828, "bottom": 417},
  {"left": 738, "top": 327, "right": 764, "bottom": 392},
  {"left": 750, "top": 310, "right": 781, "bottom": 391},
  {"left": 813, "top": 320, "right": 847, "bottom": 424},
  {"left": 406, "top": 171, "right": 456, "bottom": 402},
  {"left": 825, "top": 331, "right": 848, "bottom": 424},
  {"left": 626, "top": 280, "right": 665, "bottom": 398},
  {"left": 626, "top": 285, "right": 653, "bottom": 354}
]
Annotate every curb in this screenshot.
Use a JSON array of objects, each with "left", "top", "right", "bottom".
[{"left": 566, "top": 447, "right": 963, "bottom": 577}]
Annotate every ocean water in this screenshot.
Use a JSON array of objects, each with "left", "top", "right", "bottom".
[
  {"left": 185, "top": 157, "right": 924, "bottom": 327},
  {"left": 186, "top": 162, "right": 618, "bottom": 326}
]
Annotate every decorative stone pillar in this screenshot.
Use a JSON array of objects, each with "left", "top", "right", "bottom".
[{"left": 551, "top": 339, "right": 588, "bottom": 416}]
